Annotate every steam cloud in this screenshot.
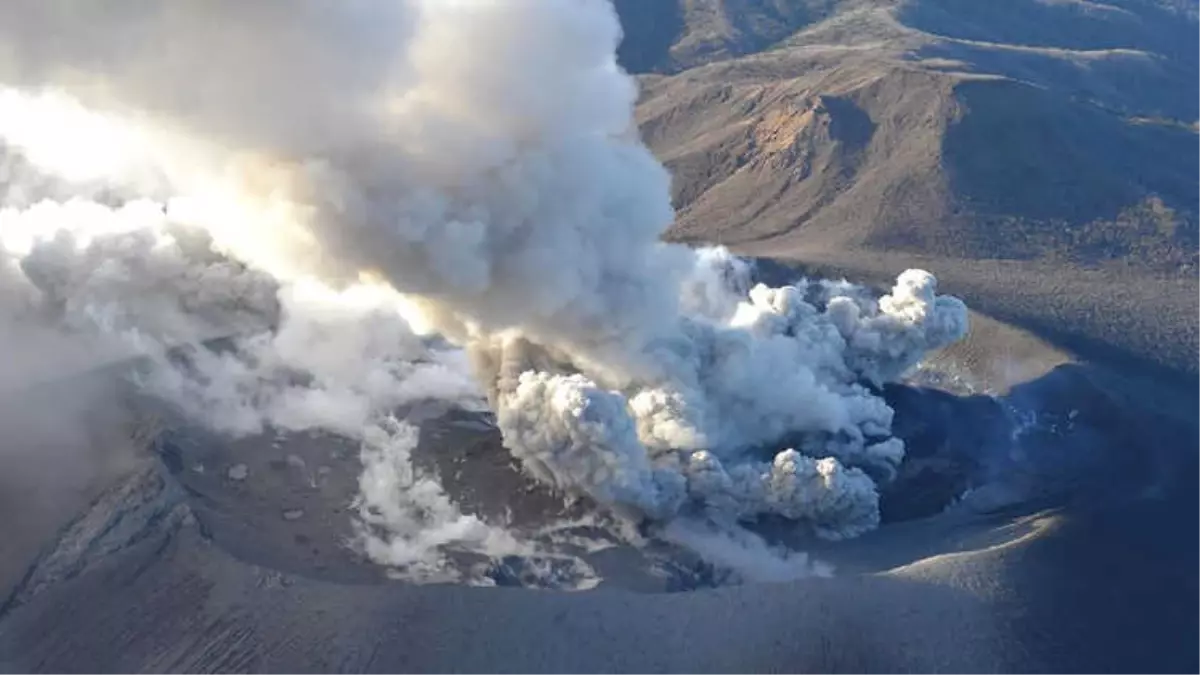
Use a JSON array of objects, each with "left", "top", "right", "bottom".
[{"left": 0, "top": 0, "right": 967, "bottom": 582}]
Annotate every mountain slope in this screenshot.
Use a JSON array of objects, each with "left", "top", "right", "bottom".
[
  {"left": 613, "top": 0, "right": 857, "bottom": 72},
  {"left": 618, "top": 0, "right": 1199, "bottom": 272}
]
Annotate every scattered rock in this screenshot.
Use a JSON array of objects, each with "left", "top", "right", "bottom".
[
  {"left": 227, "top": 464, "right": 249, "bottom": 481},
  {"left": 286, "top": 454, "right": 306, "bottom": 470},
  {"left": 282, "top": 508, "right": 305, "bottom": 521}
]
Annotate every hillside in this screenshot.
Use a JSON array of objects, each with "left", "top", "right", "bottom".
[{"left": 617, "top": 0, "right": 1198, "bottom": 271}]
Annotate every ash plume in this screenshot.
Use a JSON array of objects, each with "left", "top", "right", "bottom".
[{"left": 0, "top": 0, "right": 967, "bottom": 581}]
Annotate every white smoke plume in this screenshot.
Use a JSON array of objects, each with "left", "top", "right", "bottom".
[
  {"left": 0, "top": 0, "right": 967, "bottom": 580},
  {"left": 0, "top": 201, "right": 537, "bottom": 580}
]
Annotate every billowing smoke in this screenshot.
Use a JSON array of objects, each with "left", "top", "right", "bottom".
[
  {"left": 0, "top": 199, "right": 531, "bottom": 581},
  {"left": 0, "top": 0, "right": 967, "bottom": 582}
]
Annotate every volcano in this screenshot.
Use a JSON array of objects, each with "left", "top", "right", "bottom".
[{"left": 0, "top": 0, "right": 1196, "bottom": 672}]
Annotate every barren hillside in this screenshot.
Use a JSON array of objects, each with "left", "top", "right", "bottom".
[
  {"left": 618, "top": 0, "right": 1198, "bottom": 270},
  {"left": 617, "top": 0, "right": 1199, "bottom": 375}
]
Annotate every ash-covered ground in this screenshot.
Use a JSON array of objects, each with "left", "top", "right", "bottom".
[{"left": 8, "top": 327, "right": 1189, "bottom": 600}]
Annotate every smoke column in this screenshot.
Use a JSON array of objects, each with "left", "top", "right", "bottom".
[{"left": 0, "top": 0, "right": 967, "bottom": 581}]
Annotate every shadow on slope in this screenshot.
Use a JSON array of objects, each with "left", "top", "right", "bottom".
[
  {"left": 614, "top": 0, "right": 866, "bottom": 73},
  {"left": 899, "top": 0, "right": 1199, "bottom": 63},
  {"left": 611, "top": 0, "right": 684, "bottom": 74},
  {"left": 914, "top": 37, "right": 1198, "bottom": 121},
  {"left": 938, "top": 78, "right": 1198, "bottom": 266}
]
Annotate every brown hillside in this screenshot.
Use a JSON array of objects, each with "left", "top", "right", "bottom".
[{"left": 621, "top": 0, "right": 1199, "bottom": 270}]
